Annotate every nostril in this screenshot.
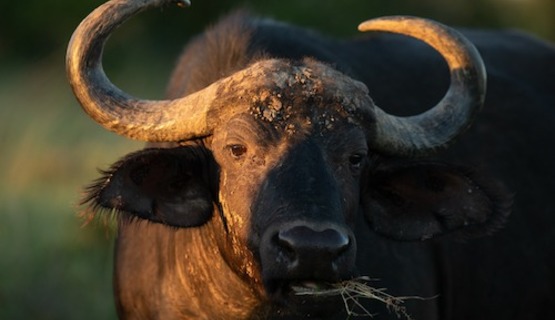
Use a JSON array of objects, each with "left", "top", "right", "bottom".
[
  {"left": 277, "top": 225, "right": 351, "bottom": 257},
  {"left": 273, "top": 233, "right": 296, "bottom": 259}
]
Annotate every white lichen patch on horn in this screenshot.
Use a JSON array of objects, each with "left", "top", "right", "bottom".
[{"left": 250, "top": 90, "right": 289, "bottom": 123}]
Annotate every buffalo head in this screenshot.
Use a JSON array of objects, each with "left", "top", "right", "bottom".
[{"left": 68, "top": 0, "right": 509, "bottom": 318}]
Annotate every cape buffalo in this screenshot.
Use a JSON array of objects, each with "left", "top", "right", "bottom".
[{"left": 67, "top": 0, "right": 555, "bottom": 319}]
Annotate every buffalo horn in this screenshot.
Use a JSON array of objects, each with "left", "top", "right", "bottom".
[
  {"left": 66, "top": 0, "right": 214, "bottom": 142},
  {"left": 358, "top": 16, "right": 486, "bottom": 156}
]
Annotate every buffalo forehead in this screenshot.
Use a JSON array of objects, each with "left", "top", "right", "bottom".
[{"left": 215, "top": 58, "right": 373, "bottom": 132}]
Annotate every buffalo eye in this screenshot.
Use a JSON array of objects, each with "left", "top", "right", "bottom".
[
  {"left": 348, "top": 153, "right": 366, "bottom": 172},
  {"left": 229, "top": 144, "right": 247, "bottom": 158}
]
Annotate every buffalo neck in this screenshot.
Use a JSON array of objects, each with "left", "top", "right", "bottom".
[{"left": 113, "top": 218, "right": 261, "bottom": 319}]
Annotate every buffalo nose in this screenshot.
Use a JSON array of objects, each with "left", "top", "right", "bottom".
[{"left": 277, "top": 225, "right": 351, "bottom": 261}]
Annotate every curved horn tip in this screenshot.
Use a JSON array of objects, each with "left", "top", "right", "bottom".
[
  {"left": 357, "top": 16, "right": 447, "bottom": 34},
  {"left": 356, "top": 15, "right": 486, "bottom": 156},
  {"left": 174, "top": 0, "right": 191, "bottom": 7},
  {"left": 66, "top": 0, "right": 209, "bottom": 142}
]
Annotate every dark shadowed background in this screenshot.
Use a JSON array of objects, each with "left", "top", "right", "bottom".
[{"left": 1, "top": 0, "right": 553, "bottom": 318}]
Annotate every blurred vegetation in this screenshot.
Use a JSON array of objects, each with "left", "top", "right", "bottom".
[
  {"left": 1, "top": 0, "right": 554, "bottom": 62},
  {"left": 1, "top": 0, "right": 553, "bottom": 319}
]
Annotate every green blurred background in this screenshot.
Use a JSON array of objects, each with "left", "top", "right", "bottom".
[{"left": 1, "top": 0, "right": 553, "bottom": 318}]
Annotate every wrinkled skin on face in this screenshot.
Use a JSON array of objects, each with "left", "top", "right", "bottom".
[
  {"left": 203, "top": 61, "right": 373, "bottom": 315},
  {"left": 205, "top": 59, "right": 372, "bottom": 247}
]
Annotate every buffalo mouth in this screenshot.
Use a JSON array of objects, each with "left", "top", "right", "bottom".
[
  {"left": 276, "top": 280, "right": 337, "bottom": 296},
  {"left": 264, "top": 278, "right": 348, "bottom": 316},
  {"left": 289, "top": 280, "right": 336, "bottom": 294},
  {"left": 263, "top": 277, "right": 417, "bottom": 319}
]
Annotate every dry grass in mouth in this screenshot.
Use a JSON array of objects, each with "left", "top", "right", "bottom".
[{"left": 293, "top": 276, "right": 432, "bottom": 319}]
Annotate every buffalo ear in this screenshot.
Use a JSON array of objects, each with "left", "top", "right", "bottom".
[
  {"left": 361, "top": 161, "right": 512, "bottom": 241},
  {"left": 82, "top": 147, "right": 216, "bottom": 227}
]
